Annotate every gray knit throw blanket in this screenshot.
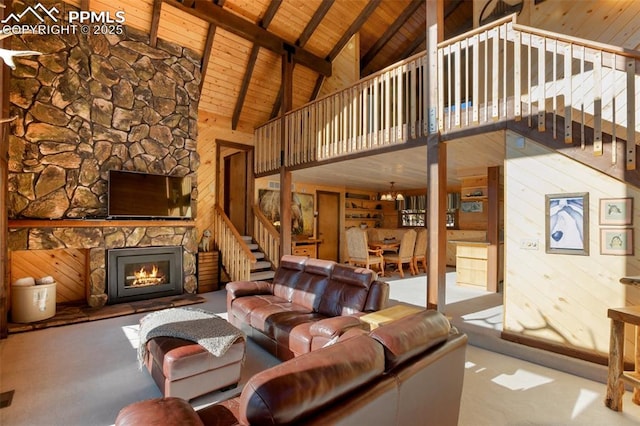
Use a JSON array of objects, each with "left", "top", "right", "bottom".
[{"left": 137, "top": 307, "right": 245, "bottom": 369}]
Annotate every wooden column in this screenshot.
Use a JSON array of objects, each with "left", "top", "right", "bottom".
[
  {"left": 279, "top": 48, "right": 294, "bottom": 258},
  {"left": 426, "top": 0, "right": 445, "bottom": 310},
  {"left": 486, "top": 166, "right": 500, "bottom": 292}
]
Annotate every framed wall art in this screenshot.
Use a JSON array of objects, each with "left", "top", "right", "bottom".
[
  {"left": 600, "top": 228, "right": 633, "bottom": 256},
  {"left": 545, "top": 192, "right": 589, "bottom": 255},
  {"left": 599, "top": 197, "right": 633, "bottom": 226},
  {"left": 258, "top": 190, "right": 315, "bottom": 237}
]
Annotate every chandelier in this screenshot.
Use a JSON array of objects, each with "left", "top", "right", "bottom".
[{"left": 380, "top": 182, "right": 404, "bottom": 201}]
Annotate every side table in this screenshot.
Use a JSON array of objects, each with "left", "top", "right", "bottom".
[
  {"left": 360, "top": 304, "right": 423, "bottom": 330},
  {"left": 605, "top": 306, "right": 640, "bottom": 411}
]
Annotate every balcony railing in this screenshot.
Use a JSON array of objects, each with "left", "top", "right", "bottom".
[{"left": 255, "top": 14, "right": 640, "bottom": 173}]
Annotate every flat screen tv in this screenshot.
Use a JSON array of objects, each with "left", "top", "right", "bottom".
[{"left": 108, "top": 170, "right": 192, "bottom": 219}]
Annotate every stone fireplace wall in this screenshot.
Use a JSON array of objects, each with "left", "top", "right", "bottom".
[
  {"left": 7, "top": 5, "right": 201, "bottom": 218},
  {"left": 6, "top": 0, "right": 203, "bottom": 307}
]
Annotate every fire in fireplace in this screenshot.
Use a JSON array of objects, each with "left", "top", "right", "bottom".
[{"left": 107, "top": 246, "right": 183, "bottom": 304}]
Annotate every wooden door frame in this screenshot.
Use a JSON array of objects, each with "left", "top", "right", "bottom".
[
  {"left": 216, "top": 139, "right": 254, "bottom": 236},
  {"left": 316, "top": 190, "right": 341, "bottom": 261}
]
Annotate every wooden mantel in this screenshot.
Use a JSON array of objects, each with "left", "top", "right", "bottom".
[{"left": 8, "top": 219, "right": 196, "bottom": 229}]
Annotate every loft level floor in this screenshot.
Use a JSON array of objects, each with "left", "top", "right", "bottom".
[{"left": 7, "top": 294, "right": 206, "bottom": 334}]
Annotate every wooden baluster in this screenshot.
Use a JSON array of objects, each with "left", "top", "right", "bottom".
[
  {"left": 514, "top": 30, "right": 521, "bottom": 121},
  {"left": 502, "top": 23, "right": 507, "bottom": 119},
  {"left": 491, "top": 27, "right": 499, "bottom": 120},
  {"left": 552, "top": 39, "right": 557, "bottom": 139},
  {"left": 472, "top": 33, "right": 479, "bottom": 124},
  {"left": 454, "top": 41, "right": 461, "bottom": 128},
  {"left": 527, "top": 32, "right": 532, "bottom": 127},
  {"left": 580, "top": 46, "right": 585, "bottom": 149},
  {"left": 447, "top": 46, "right": 452, "bottom": 130},
  {"left": 564, "top": 43, "right": 572, "bottom": 143},
  {"left": 438, "top": 47, "right": 444, "bottom": 131},
  {"left": 594, "top": 51, "right": 603, "bottom": 156},
  {"left": 463, "top": 38, "right": 470, "bottom": 126},
  {"left": 538, "top": 35, "right": 546, "bottom": 132},
  {"left": 483, "top": 30, "right": 488, "bottom": 123},
  {"left": 626, "top": 58, "right": 636, "bottom": 170}
]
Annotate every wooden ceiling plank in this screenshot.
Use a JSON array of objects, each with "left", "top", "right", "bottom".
[
  {"left": 149, "top": 0, "right": 163, "bottom": 47},
  {"left": 163, "top": 0, "right": 331, "bottom": 76},
  {"left": 297, "top": 0, "right": 335, "bottom": 48},
  {"left": 327, "top": 0, "right": 382, "bottom": 61},
  {"left": 233, "top": 0, "right": 282, "bottom": 130},
  {"left": 361, "top": 1, "right": 423, "bottom": 71}
]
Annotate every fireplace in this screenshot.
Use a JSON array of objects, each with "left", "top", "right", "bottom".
[{"left": 107, "top": 246, "right": 183, "bottom": 304}]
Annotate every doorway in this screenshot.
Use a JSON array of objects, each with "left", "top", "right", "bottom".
[{"left": 317, "top": 191, "right": 340, "bottom": 261}]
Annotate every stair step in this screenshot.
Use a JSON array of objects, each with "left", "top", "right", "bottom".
[
  {"left": 247, "top": 243, "right": 259, "bottom": 251},
  {"left": 241, "top": 235, "right": 252, "bottom": 242},
  {"left": 251, "top": 260, "right": 272, "bottom": 270},
  {"left": 253, "top": 251, "right": 265, "bottom": 260},
  {"left": 250, "top": 270, "right": 275, "bottom": 281}
]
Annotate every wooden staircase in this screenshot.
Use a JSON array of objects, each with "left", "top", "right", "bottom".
[{"left": 243, "top": 235, "right": 276, "bottom": 281}]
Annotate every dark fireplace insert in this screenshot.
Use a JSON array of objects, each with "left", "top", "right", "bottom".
[{"left": 107, "top": 246, "right": 183, "bottom": 304}]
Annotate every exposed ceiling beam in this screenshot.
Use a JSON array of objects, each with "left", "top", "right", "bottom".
[
  {"left": 327, "top": 0, "right": 381, "bottom": 61},
  {"left": 312, "top": 0, "right": 382, "bottom": 101},
  {"left": 360, "top": 0, "right": 423, "bottom": 72},
  {"left": 164, "top": 0, "right": 331, "bottom": 76},
  {"left": 297, "top": 0, "right": 334, "bottom": 48},
  {"left": 270, "top": 0, "right": 334, "bottom": 120},
  {"left": 199, "top": 23, "right": 217, "bottom": 93},
  {"left": 149, "top": 0, "right": 162, "bottom": 48},
  {"left": 232, "top": 0, "right": 282, "bottom": 130}
]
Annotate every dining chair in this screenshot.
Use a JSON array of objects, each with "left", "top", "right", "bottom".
[
  {"left": 412, "top": 228, "right": 427, "bottom": 273},
  {"left": 383, "top": 229, "right": 417, "bottom": 278},
  {"left": 345, "top": 227, "right": 384, "bottom": 276}
]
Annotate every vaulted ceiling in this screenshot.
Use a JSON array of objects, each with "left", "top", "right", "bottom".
[{"left": 86, "top": 0, "right": 473, "bottom": 134}]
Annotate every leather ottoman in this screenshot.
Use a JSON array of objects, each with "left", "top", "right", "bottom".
[{"left": 145, "top": 336, "right": 245, "bottom": 401}]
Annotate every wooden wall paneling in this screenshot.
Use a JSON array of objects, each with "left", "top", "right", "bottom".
[
  {"left": 10, "top": 249, "right": 87, "bottom": 304},
  {"left": 158, "top": 2, "right": 208, "bottom": 53},
  {"left": 90, "top": 0, "right": 154, "bottom": 33}
]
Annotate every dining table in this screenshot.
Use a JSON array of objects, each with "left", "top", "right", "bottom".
[{"left": 368, "top": 240, "right": 400, "bottom": 252}]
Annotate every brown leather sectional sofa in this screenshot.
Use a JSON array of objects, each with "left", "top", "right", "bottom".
[
  {"left": 226, "top": 254, "right": 390, "bottom": 360},
  {"left": 116, "top": 309, "right": 468, "bottom": 426}
]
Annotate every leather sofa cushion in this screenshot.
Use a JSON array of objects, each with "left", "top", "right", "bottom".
[
  {"left": 369, "top": 309, "right": 451, "bottom": 371},
  {"left": 317, "top": 264, "right": 374, "bottom": 317},
  {"left": 115, "top": 397, "right": 204, "bottom": 426},
  {"left": 271, "top": 255, "right": 307, "bottom": 300},
  {"left": 272, "top": 257, "right": 333, "bottom": 311},
  {"left": 147, "top": 337, "right": 245, "bottom": 380},
  {"left": 248, "top": 302, "right": 312, "bottom": 336},
  {"left": 239, "top": 334, "right": 385, "bottom": 425}
]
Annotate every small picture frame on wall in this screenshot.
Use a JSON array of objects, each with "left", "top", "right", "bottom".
[
  {"left": 600, "top": 228, "right": 634, "bottom": 256},
  {"left": 545, "top": 192, "right": 589, "bottom": 255},
  {"left": 599, "top": 198, "right": 633, "bottom": 225}
]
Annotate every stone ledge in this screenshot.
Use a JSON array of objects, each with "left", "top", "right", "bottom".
[{"left": 7, "top": 293, "right": 208, "bottom": 334}]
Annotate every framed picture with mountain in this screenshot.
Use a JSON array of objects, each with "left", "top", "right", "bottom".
[{"left": 545, "top": 192, "right": 589, "bottom": 255}]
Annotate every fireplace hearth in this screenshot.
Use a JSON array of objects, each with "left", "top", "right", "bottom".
[{"left": 107, "top": 246, "right": 183, "bottom": 304}]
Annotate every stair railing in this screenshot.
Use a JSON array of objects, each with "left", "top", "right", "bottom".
[
  {"left": 253, "top": 204, "right": 281, "bottom": 269},
  {"left": 255, "top": 13, "right": 640, "bottom": 171},
  {"left": 213, "top": 205, "right": 256, "bottom": 282}
]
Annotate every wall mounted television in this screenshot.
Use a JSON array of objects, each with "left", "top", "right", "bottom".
[{"left": 108, "top": 170, "right": 192, "bottom": 219}]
